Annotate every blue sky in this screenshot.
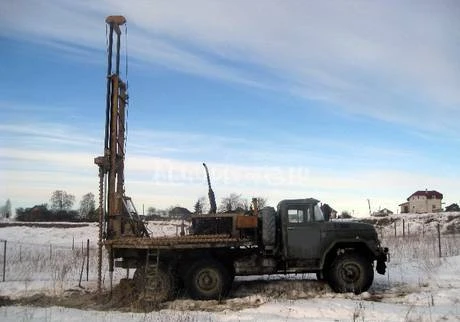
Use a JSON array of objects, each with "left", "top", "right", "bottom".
[{"left": 1, "top": 1, "right": 459, "bottom": 216}]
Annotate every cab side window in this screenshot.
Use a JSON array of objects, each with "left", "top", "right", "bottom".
[{"left": 288, "top": 209, "right": 305, "bottom": 223}]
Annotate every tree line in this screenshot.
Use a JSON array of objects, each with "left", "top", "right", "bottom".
[
  {"left": 144, "top": 194, "right": 267, "bottom": 220},
  {"left": 10, "top": 190, "right": 97, "bottom": 222},
  {"left": 2, "top": 191, "right": 267, "bottom": 222}
]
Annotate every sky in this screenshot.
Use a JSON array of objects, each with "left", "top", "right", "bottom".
[{"left": 1, "top": 0, "right": 459, "bottom": 216}]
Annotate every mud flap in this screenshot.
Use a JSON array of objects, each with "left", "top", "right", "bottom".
[{"left": 376, "top": 260, "right": 386, "bottom": 275}]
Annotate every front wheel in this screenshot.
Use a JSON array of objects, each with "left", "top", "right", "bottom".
[
  {"left": 326, "top": 253, "right": 374, "bottom": 294},
  {"left": 185, "top": 259, "right": 231, "bottom": 300}
]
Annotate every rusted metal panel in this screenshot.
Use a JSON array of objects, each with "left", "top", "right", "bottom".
[{"left": 236, "top": 215, "right": 258, "bottom": 229}]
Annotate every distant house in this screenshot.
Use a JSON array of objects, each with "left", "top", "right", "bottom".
[
  {"left": 372, "top": 208, "right": 393, "bottom": 217},
  {"left": 399, "top": 190, "right": 443, "bottom": 214},
  {"left": 445, "top": 203, "right": 460, "bottom": 212}
]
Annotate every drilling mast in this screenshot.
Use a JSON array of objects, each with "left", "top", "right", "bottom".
[
  {"left": 94, "top": 15, "right": 147, "bottom": 292},
  {"left": 95, "top": 15, "right": 127, "bottom": 240}
]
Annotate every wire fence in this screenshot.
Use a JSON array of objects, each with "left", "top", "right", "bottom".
[
  {"left": 376, "top": 219, "right": 460, "bottom": 263},
  {"left": 0, "top": 221, "right": 191, "bottom": 286},
  {"left": 0, "top": 238, "right": 110, "bottom": 288}
]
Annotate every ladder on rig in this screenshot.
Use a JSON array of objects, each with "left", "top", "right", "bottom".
[{"left": 139, "top": 248, "right": 163, "bottom": 301}]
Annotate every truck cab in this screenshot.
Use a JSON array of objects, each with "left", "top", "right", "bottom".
[{"left": 259, "top": 198, "right": 388, "bottom": 293}]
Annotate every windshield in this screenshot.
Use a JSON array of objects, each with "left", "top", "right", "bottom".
[{"left": 314, "top": 204, "right": 325, "bottom": 221}]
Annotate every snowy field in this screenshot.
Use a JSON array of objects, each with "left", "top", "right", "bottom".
[{"left": 1, "top": 214, "right": 460, "bottom": 321}]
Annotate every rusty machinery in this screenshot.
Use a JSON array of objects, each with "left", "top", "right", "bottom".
[{"left": 94, "top": 15, "right": 148, "bottom": 292}]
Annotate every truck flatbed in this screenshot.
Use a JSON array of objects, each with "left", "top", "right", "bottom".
[{"left": 104, "top": 234, "right": 256, "bottom": 249}]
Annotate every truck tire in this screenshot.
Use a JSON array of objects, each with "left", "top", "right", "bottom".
[
  {"left": 326, "top": 253, "right": 374, "bottom": 294},
  {"left": 133, "top": 264, "right": 175, "bottom": 303},
  {"left": 261, "top": 207, "right": 276, "bottom": 247},
  {"left": 185, "top": 259, "right": 231, "bottom": 300}
]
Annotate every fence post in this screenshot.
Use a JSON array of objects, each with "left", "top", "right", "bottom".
[
  {"left": 2, "top": 240, "right": 6, "bottom": 282},
  {"left": 86, "top": 239, "right": 90, "bottom": 282},
  {"left": 394, "top": 221, "right": 397, "bottom": 237},
  {"left": 407, "top": 223, "right": 410, "bottom": 236},
  {"left": 402, "top": 219, "right": 405, "bottom": 237},
  {"left": 49, "top": 244, "right": 52, "bottom": 260},
  {"left": 437, "top": 223, "right": 442, "bottom": 257},
  {"left": 72, "top": 237, "right": 75, "bottom": 251},
  {"left": 79, "top": 250, "right": 85, "bottom": 288}
]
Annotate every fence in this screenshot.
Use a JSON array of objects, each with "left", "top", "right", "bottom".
[
  {"left": 0, "top": 220, "right": 191, "bottom": 289},
  {"left": 377, "top": 219, "right": 460, "bottom": 261},
  {"left": 0, "top": 238, "right": 116, "bottom": 291}
]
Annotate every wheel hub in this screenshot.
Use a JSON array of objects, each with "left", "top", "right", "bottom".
[
  {"left": 197, "top": 270, "right": 218, "bottom": 291},
  {"left": 340, "top": 263, "right": 360, "bottom": 283}
]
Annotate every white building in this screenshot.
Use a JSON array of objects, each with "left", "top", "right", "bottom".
[{"left": 399, "top": 190, "right": 443, "bottom": 214}]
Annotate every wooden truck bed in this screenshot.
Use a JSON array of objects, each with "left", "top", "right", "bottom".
[{"left": 104, "top": 234, "right": 257, "bottom": 250}]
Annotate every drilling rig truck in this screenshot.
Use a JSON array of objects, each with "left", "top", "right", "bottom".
[{"left": 95, "top": 16, "right": 388, "bottom": 303}]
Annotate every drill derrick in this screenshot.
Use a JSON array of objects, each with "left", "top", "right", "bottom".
[
  {"left": 95, "top": 15, "right": 128, "bottom": 240},
  {"left": 94, "top": 15, "right": 148, "bottom": 293}
]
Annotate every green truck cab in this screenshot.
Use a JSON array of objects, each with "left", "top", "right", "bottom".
[{"left": 257, "top": 198, "right": 388, "bottom": 293}]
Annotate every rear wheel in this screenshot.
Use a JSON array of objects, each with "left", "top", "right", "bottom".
[
  {"left": 185, "top": 259, "right": 231, "bottom": 300},
  {"left": 326, "top": 253, "right": 374, "bottom": 294},
  {"left": 133, "top": 264, "right": 175, "bottom": 303}
]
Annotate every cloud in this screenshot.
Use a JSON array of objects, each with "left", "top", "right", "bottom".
[
  {"left": 1, "top": 0, "right": 459, "bottom": 216},
  {"left": 2, "top": 1, "right": 459, "bottom": 134},
  {"left": 0, "top": 124, "right": 100, "bottom": 150},
  {"left": 1, "top": 119, "right": 459, "bottom": 216}
]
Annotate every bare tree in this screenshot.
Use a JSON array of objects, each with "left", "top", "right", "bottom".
[
  {"left": 255, "top": 197, "right": 267, "bottom": 208},
  {"left": 250, "top": 197, "right": 267, "bottom": 210},
  {"left": 147, "top": 207, "right": 157, "bottom": 216},
  {"left": 219, "top": 193, "right": 248, "bottom": 212},
  {"left": 50, "top": 190, "right": 75, "bottom": 211},
  {"left": 79, "top": 193, "right": 96, "bottom": 219}
]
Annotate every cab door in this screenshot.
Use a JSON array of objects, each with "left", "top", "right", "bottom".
[{"left": 285, "top": 204, "right": 321, "bottom": 260}]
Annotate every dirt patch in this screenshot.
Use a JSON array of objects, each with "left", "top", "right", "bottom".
[
  {"left": 0, "top": 278, "right": 332, "bottom": 312},
  {"left": 0, "top": 277, "right": 397, "bottom": 313},
  {"left": 2, "top": 282, "right": 146, "bottom": 312},
  {"left": 0, "top": 296, "right": 14, "bottom": 306},
  {"left": 232, "top": 278, "right": 330, "bottom": 299}
]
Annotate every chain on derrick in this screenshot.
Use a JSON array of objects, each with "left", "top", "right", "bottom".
[{"left": 97, "top": 166, "right": 105, "bottom": 293}]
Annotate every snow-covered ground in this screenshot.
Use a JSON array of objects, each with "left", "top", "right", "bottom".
[{"left": 1, "top": 215, "right": 460, "bottom": 321}]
